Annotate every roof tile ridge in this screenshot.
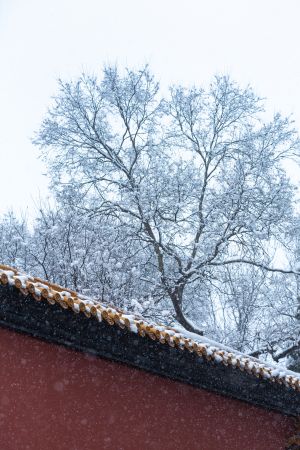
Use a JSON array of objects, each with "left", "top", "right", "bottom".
[{"left": 1, "top": 263, "right": 300, "bottom": 390}]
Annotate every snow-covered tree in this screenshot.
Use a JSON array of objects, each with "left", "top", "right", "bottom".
[
  {"left": 33, "top": 65, "right": 299, "bottom": 335},
  {"left": 26, "top": 201, "right": 171, "bottom": 323},
  {"left": 0, "top": 211, "right": 29, "bottom": 269}
]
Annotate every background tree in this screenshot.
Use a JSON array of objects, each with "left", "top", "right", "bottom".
[
  {"left": 29, "top": 201, "right": 162, "bottom": 312},
  {"left": 0, "top": 212, "right": 29, "bottom": 270}
]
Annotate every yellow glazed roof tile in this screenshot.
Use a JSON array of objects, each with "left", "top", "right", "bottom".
[{"left": 0, "top": 263, "right": 300, "bottom": 391}]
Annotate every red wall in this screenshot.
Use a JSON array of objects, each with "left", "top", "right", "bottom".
[{"left": 0, "top": 327, "right": 295, "bottom": 450}]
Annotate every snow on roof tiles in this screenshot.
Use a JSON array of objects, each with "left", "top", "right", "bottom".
[{"left": 1, "top": 263, "right": 300, "bottom": 391}]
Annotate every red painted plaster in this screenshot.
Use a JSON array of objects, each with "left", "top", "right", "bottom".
[{"left": 0, "top": 327, "right": 295, "bottom": 450}]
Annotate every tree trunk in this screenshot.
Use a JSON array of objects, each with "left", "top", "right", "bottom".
[{"left": 170, "top": 286, "right": 203, "bottom": 336}]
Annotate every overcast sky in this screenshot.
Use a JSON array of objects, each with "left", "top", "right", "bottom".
[{"left": 1, "top": 0, "right": 300, "bottom": 217}]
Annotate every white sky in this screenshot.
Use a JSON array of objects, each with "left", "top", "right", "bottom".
[{"left": 1, "top": 0, "right": 300, "bottom": 217}]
